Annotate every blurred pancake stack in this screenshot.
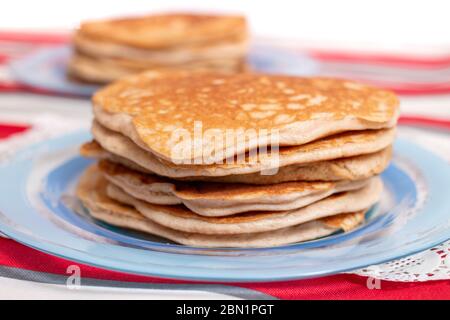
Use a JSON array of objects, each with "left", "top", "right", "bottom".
[
  {"left": 78, "top": 71, "right": 399, "bottom": 248},
  {"left": 68, "top": 13, "right": 249, "bottom": 83}
]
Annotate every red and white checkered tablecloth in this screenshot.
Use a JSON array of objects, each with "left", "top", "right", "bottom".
[{"left": 1, "top": 31, "right": 450, "bottom": 299}]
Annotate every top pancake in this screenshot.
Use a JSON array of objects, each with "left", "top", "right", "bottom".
[
  {"left": 93, "top": 71, "right": 399, "bottom": 163},
  {"left": 77, "top": 13, "right": 247, "bottom": 49}
]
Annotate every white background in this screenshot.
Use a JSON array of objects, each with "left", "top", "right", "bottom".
[{"left": 1, "top": 0, "right": 450, "bottom": 54}]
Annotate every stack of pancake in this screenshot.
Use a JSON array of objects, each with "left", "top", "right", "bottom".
[
  {"left": 68, "top": 13, "right": 248, "bottom": 84},
  {"left": 77, "top": 71, "right": 399, "bottom": 248}
]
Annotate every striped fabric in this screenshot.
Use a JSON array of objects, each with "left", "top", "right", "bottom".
[{"left": 310, "top": 50, "right": 450, "bottom": 95}]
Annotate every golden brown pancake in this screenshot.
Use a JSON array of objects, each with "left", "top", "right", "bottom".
[
  {"left": 76, "top": 165, "right": 380, "bottom": 235},
  {"left": 80, "top": 140, "right": 392, "bottom": 183},
  {"left": 99, "top": 159, "right": 371, "bottom": 216},
  {"left": 68, "top": 53, "right": 248, "bottom": 84},
  {"left": 76, "top": 165, "right": 366, "bottom": 248},
  {"left": 77, "top": 13, "right": 248, "bottom": 49},
  {"left": 69, "top": 13, "right": 249, "bottom": 83},
  {"left": 71, "top": 50, "right": 248, "bottom": 70},
  {"left": 93, "top": 71, "right": 399, "bottom": 163},
  {"left": 72, "top": 33, "right": 248, "bottom": 64},
  {"left": 106, "top": 178, "right": 379, "bottom": 234},
  {"left": 89, "top": 121, "right": 395, "bottom": 178}
]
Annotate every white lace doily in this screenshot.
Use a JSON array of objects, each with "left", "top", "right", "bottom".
[
  {"left": 353, "top": 240, "right": 450, "bottom": 282},
  {"left": 0, "top": 115, "right": 449, "bottom": 283}
]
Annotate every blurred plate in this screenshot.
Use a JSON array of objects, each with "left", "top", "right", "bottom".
[
  {"left": 0, "top": 132, "right": 449, "bottom": 282},
  {"left": 9, "top": 44, "right": 318, "bottom": 97},
  {"left": 9, "top": 46, "right": 98, "bottom": 96}
]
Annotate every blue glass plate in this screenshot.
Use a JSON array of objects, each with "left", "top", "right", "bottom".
[
  {"left": 9, "top": 46, "right": 98, "bottom": 96},
  {"left": 0, "top": 132, "right": 449, "bottom": 282},
  {"left": 9, "top": 44, "right": 318, "bottom": 97}
]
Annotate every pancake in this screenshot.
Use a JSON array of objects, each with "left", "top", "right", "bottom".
[
  {"left": 73, "top": 32, "right": 248, "bottom": 65},
  {"left": 70, "top": 13, "right": 249, "bottom": 83},
  {"left": 81, "top": 140, "right": 392, "bottom": 183},
  {"left": 77, "top": 13, "right": 248, "bottom": 49},
  {"left": 99, "top": 159, "right": 371, "bottom": 216},
  {"left": 68, "top": 53, "right": 246, "bottom": 84},
  {"left": 106, "top": 178, "right": 379, "bottom": 235},
  {"left": 76, "top": 165, "right": 381, "bottom": 235},
  {"left": 71, "top": 50, "right": 248, "bottom": 70},
  {"left": 93, "top": 71, "right": 399, "bottom": 163},
  {"left": 187, "top": 146, "right": 392, "bottom": 184},
  {"left": 77, "top": 165, "right": 366, "bottom": 248},
  {"left": 91, "top": 121, "right": 395, "bottom": 178}
]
